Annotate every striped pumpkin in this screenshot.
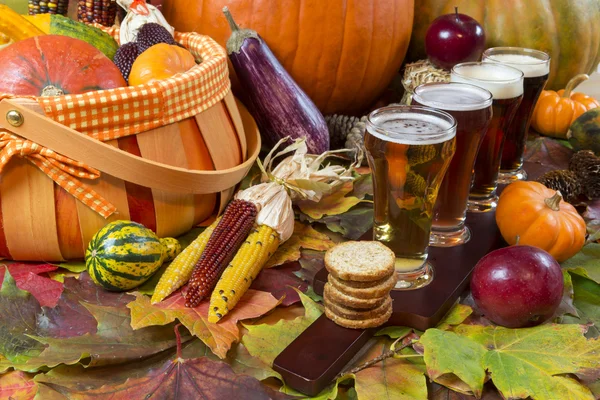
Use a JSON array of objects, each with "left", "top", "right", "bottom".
[{"left": 86, "top": 220, "right": 166, "bottom": 291}]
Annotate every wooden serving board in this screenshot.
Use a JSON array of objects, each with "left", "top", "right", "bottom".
[{"left": 273, "top": 211, "right": 506, "bottom": 397}]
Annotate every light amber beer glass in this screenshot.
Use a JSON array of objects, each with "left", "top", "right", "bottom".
[
  {"left": 482, "top": 47, "right": 550, "bottom": 183},
  {"left": 412, "top": 83, "right": 492, "bottom": 246},
  {"left": 365, "top": 106, "right": 456, "bottom": 290},
  {"left": 451, "top": 62, "right": 524, "bottom": 212}
]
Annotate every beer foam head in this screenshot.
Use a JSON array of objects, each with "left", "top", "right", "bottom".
[
  {"left": 483, "top": 49, "right": 550, "bottom": 78},
  {"left": 451, "top": 62, "right": 524, "bottom": 100},
  {"left": 367, "top": 106, "right": 456, "bottom": 145},
  {"left": 413, "top": 82, "right": 493, "bottom": 111}
]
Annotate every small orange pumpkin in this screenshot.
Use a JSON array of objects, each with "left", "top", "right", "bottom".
[
  {"left": 531, "top": 74, "right": 600, "bottom": 139},
  {"left": 496, "top": 181, "right": 586, "bottom": 262},
  {"left": 129, "top": 43, "right": 197, "bottom": 86}
]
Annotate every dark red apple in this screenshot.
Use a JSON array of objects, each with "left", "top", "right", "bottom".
[
  {"left": 425, "top": 8, "right": 486, "bottom": 70},
  {"left": 470, "top": 245, "right": 564, "bottom": 328}
]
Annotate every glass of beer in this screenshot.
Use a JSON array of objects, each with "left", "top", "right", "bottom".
[
  {"left": 482, "top": 47, "right": 551, "bottom": 183},
  {"left": 364, "top": 105, "right": 456, "bottom": 290},
  {"left": 411, "top": 83, "right": 493, "bottom": 246},
  {"left": 451, "top": 62, "right": 524, "bottom": 212}
]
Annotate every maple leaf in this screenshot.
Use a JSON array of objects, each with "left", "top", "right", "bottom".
[
  {"left": 523, "top": 135, "right": 574, "bottom": 180},
  {"left": 562, "top": 243, "right": 600, "bottom": 284},
  {"left": 57, "top": 261, "right": 87, "bottom": 273},
  {"left": 250, "top": 263, "right": 307, "bottom": 306},
  {"left": 0, "top": 370, "right": 37, "bottom": 399},
  {"left": 350, "top": 172, "right": 374, "bottom": 199},
  {"left": 420, "top": 324, "right": 600, "bottom": 400},
  {"left": 35, "top": 326, "right": 291, "bottom": 400},
  {"left": 553, "top": 270, "right": 579, "bottom": 320},
  {"left": 318, "top": 205, "right": 374, "bottom": 240},
  {"left": 0, "top": 263, "right": 63, "bottom": 307},
  {"left": 25, "top": 302, "right": 180, "bottom": 369},
  {"left": 127, "top": 289, "right": 279, "bottom": 359},
  {"left": 297, "top": 181, "right": 363, "bottom": 220},
  {"left": 265, "top": 222, "right": 335, "bottom": 268},
  {"left": 560, "top": 273, "right": 600, "bottom": 338},
  {"left": 242, "top": 290, "right": 323, "bottom": 367}
]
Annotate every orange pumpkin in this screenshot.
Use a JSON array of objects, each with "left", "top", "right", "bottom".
[
  {"left": 531, "top": 74, "right": 600, "bottom": 139},
  {"left": 496, "top": 181, "right": 586, "bottom": 262},
  {"left": 161, "top": 0, "right": 414, "bottom": 114},
  {"left": 129, "top": 43, "right": 197, "bottom": 86}
]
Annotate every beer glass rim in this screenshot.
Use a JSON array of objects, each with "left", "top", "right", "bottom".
[
  {"left": 482, "top": 47, "right": 551, "bottom": 64},
  {"left": 413, "top": 82, "right": 493, "bottom": 111},
  {"left": 451, "top": 62, "right": 524, "bottom": 84},
  {"left": 366, "top": 105, "right": 457, "bottom": 144}
]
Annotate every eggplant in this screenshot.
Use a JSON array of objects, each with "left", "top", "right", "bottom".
[{"left": 222, "top": 7, "right": 330, "bottom": 154}]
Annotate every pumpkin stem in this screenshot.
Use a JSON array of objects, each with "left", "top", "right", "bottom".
[
  {"left": 544, "top": 191, "right": 563, "bottom": 211},
  {"left": 563, "top": 74, "right": 589, "bottom": 98},
  {"left": 41, "top": 85, "right": 64, "bottom": 97}
]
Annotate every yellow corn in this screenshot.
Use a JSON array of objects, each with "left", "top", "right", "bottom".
[
  {"left": 151, "top": 218, "right": 220, "bottom": 304},
  {"left": 208, "top": 224, "right": 280, "bottom": 323}
]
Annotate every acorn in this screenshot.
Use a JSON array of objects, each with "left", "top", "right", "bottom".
[
  {"left": 536, "top": 170, "right": 582, "bottom": 203},
  {"left": 113, "top": 42, "right": 140, "bottom": 83},
  {"left": 569, "top": 150, "right": 600, "bottom": 199},
  {"left": 136, "top": 22, "right": 176, "bottom": 53}
]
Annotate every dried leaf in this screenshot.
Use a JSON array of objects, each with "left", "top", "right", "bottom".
[
  {"left": 297, "top": 181, "right": 362, "bottom": 220},
  {"left": 349, "top": 173, "right": 373, "bottom": 200},
  {"left": 319, "top": 205, "right": 374, "bottom": 240},
  {"left": 0, "top": 263, "right": 62, "bottom": 307},
  {"left": 250, "top": 263, "right": 307, "bottom": 306},
  {"left": 421, "top": 324, "right": 600, "bottom": 400},
  {"left": 583, "top": 199, "right": 600, "bottom": 222},
  {"left": 0, "top": 370, "right": 37, "bottom": 399},
  {"left": 265, "top": 222, "right": 335, "bottom": 268},
  {"left": 560, "top": 273, "right": 600, "bottom": 338},
  {"left": 57, "top": 261, "right": 87, "bottom": 273},
  {"left": 26, "top": 302, "right": 180, "bottom": 369},
  {"left": 375, "top": 326, "right": 413, "bottom": 339},
  {"left": 523, "top": 136, "right": 574, "bottom": 180},
  {"left": 35, "top": 327, "right": 283, "bottom": 400},
  {"left": 562, "top": 243, "right": 600, "bottom": 284},
  {"left": 242, "top": 291, "right": 323, "bottom": 367},
  {"left": 127, "top": 289, "right": 279, "bottom": 359}
]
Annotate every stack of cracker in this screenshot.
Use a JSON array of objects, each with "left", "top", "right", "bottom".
[{"left": 323, "top": 241, "right": 398, "bottom": 329}]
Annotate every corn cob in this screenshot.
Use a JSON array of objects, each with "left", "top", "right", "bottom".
[
  {"left": 150, "top": 219, "right": 220, "bottom": 304},
  {"left": 184, "top": 200, "right": 258, "bottom": 308},
  {"left": 208, "top": 224, "right": 280, "bottom": 323},
  {"left": 77, "top": 0, "right": 117, "bottom": 26}
]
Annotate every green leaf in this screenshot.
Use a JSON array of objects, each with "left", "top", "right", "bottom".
[
  {"left": 57, "top": 262, "right": 87, "bottom": 274},
  {"left": 436, "top": 304, "right": 473, "bottom": 330},
  {"left": 242, "top": 291, "right": 323, "bottom": 367},
  {"left": 422, "top": 324, "right": 600, "bottom": 400},
  {"left": 561, "top": 273, "right": 600, "bottom": 338},
  {"left": 375, "top": 326, "right": 413, "bottom": 339},
  {"left": 420, "top": 329, "right": 488, "bottom": 397},
  {"left": 562, "top": 243, "right": 600, "bottom": 284}
]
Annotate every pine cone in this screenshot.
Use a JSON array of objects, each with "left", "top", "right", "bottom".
[
  {"left": 569, "top": 150, "right": 600, "bottom": 199},
  {"left": 407, "top": 144, "right": 436, "bottom": 165},
  {"left": 325, "top": 114, "right": 364, "bottom": 149},
  {"left": 406, "top": 171, "right": 426, "bottom": 197},
  {"left": 536, "top": 170, "right": 582, "bottom": 203}
]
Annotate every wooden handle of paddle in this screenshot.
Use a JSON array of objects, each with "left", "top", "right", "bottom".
[{"left": 0, "top": 98, "right": 261, "bottom": 194}]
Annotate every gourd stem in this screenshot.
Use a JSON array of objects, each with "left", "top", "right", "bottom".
[
  {"left": 563, "top": 74, "right": 589, "bottom": 98},
  {"left": 544, "top": 191, "right": 563, "bottom": 211},
  {"left": 223, "top": 7, "right": 240, "bottom": 33}
]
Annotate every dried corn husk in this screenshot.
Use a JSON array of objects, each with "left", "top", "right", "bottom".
[
  {"left": 401, "top": 59, "right": 450, "bottom": 105},
  {"left": 117, "top": 0, "right": 174, "bottom": 45}
]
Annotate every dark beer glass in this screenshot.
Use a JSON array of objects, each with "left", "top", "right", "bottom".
[
  {"left": 483, "top": 47, "right": 550, "bottom": 182},
  {"left": 412, "top": 83, "right": 492, "bottom": 246},
  {"left": 451, "top": 62, "right": 524, "bottom": 212},
  {"left": 365, "top": 106, "right": 456, "bottom": 290}
]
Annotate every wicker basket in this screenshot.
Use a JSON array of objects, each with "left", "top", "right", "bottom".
[{"left": 0, "top": 30, "right": 260, "bottom": 261}]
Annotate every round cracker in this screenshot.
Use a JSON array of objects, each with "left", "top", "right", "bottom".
[
  {"left": 325, "top": 241, "right": 395, "bottom": 282},
  {"left": 325, "top": 295, "right": 392, "bottom": 321},
  {"left": 328, "top": 273, "right": 398, "bottom": 299},
  {"left": 325, "top": 304, "right": 392, "bottom": 329},
  {"left": 324, "top": 283, "right": 386, "bottom": 309}
]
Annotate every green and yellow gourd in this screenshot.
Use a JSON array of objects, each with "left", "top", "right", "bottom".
[
  {"left": 86, "top": 220, "right": 180, "bottom": 291},
  {"left": 49, "top": 15, "right": 119, "bottom": 60}
]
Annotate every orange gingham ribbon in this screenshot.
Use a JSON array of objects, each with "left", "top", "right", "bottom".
[{"left": 0, "top": 130, "right": 117, "bottom": 218}]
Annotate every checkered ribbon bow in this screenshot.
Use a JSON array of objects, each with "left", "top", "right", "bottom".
[{"left": 0, "top": 130, "right": 117, "bottom": 218}]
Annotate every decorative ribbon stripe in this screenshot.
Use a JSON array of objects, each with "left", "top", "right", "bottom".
[{"left": 0, "top": 130, "right": 117, "bottom": 218}]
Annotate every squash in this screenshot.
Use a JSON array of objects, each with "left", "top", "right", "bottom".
[
  {"left": 86, "top": 220, "right": 180, "bottom": 291},
  {"left": 128, "top": 43, "right": 197, "bottom": 86},
  {"left": 407, "top": 0, "right": 600, "bottom": 91},
  {"left": 23, "top": 13, "right": 51, "bottom": 34},
  {"left": 0, "top": 35, "right": 126, "bottom": 96},
  {"left": 161, "top": 0, "right": 415, "bottom": 114},
  {"left": 531, "top": 74, "right": 600, "bottom": 139},
  {"left": 568, "top": 108, "right": 600, "bottom": 156},
  {"left": 49, "top": 15, "right": 119, "bottom": 60},
  {"left": 0, "top": 4, "right": 45, "bottom": 43},
  {"left": 496, "top": 181, "right": 586, "bottom": 262}
]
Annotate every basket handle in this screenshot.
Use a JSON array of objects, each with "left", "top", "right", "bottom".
[{"left": 0, "top": 98, "right": 260, "bottom": 195}]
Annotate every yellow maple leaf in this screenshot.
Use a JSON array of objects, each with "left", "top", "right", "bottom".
[
  {"left": 297, "top": 181, "right": 362, "bottom": 220},
  {"left": 265, "top": 222, "right": 335, "bottom": 268}
]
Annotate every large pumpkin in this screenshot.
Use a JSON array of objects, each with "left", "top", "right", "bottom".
[
  {"left": 407, "top": 1, "right": 600, "bottom": 90},
  {"left": 0, "top": 35, "right": 126, "bottom": 96},
  {"left": 161, "top": 0, "right": 414, "bottom": 114}
]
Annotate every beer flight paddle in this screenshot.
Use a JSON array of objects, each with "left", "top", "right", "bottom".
[{"left": 273, "top": 211, "right": 505, "bottom": 396}]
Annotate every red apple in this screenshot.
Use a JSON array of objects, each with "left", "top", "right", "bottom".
[
  {"left": 470, "top": 245, "right": 564, "bottom": 328},
  {"left": 425, "top": 8, "right": 486, "bottom": 70}
]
